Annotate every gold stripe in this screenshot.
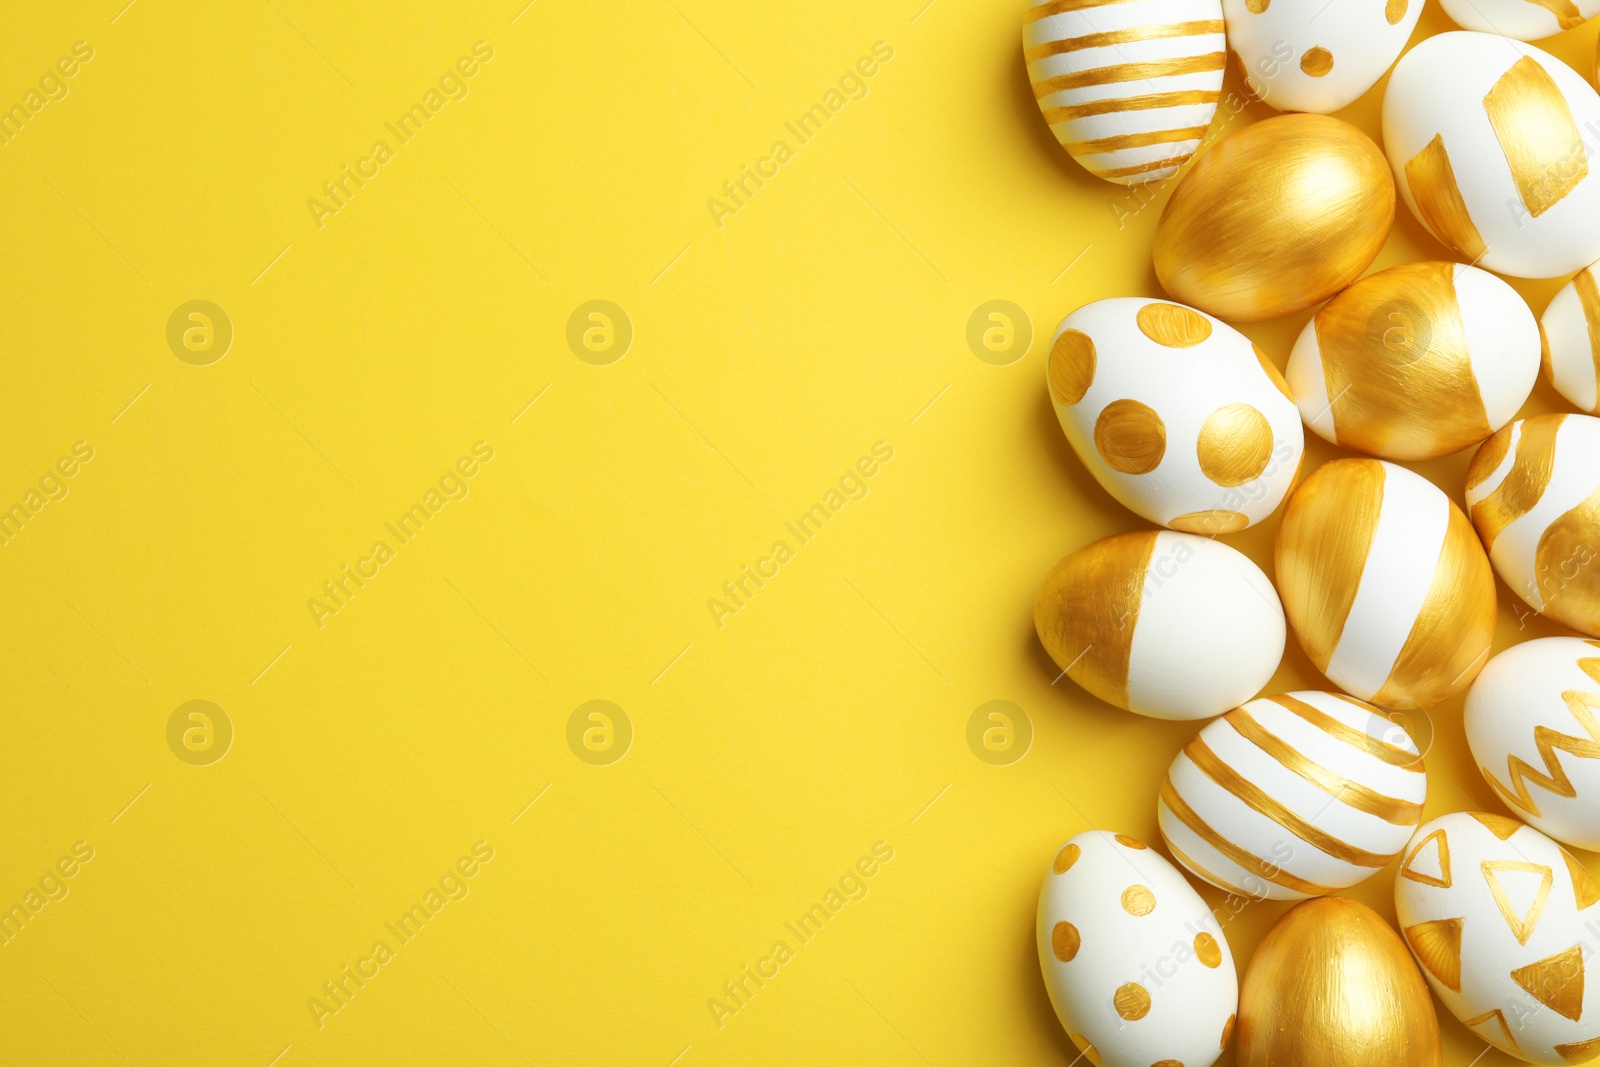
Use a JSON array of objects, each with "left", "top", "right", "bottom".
[
  {"left": 1404, "top": 134, "right": 1487, "bottom": 262},
  {"left": 1471, "top": 414, "right": 1563, "bottom": 552},
  {"left": 1484, "top": 56, "right": 1587, "bottom": 219},
  {"left": 1024, "top": 21, "right": 1224, "bottom": 63},
  {"left": 1529, "top": 0, "right": 1587, "bottom": 28},
  {"left": 1024, "top": 0, "right": 1144, "bottom": 23},
  {"left": 1066, "top": 125, "right": 1210, "bottom": 156},
  {"left": 1183, "top": 738, "right": 1394, "bottom": 867},
  {"left": 1226, "top": 707, "right": 1423, "bottom": 826},
  {"left": 1043, "top": 89, "right": 1220, "bottom": 123},
  {"left": 1093, "top": 154, "right": 1189, "bottom": 180},
  {"left": 1032, "top": 53, "right": 1225, "bottom": 97},
  {"left": 1269, "top": 694, "right": 1423, "bottom": 769},
  {"left": 1034, "top": 531, "right": 1156, "bottom": 710},
  {"left": 1575, "top": 269, "right": 1600, "bottom": 415},
  {"left": 1163, "top": 836, "right": 1248, "bottom": 897},
  {"left": 1536, "top": 482, "right": 1600, "bottom": 635},
  {"left": 1158, "top": 781, "right": 1335, "bottom": 896}
]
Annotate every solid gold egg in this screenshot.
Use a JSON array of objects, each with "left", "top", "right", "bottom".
[
  {"left": 1238, "top": 896, "right": 1440, "bottom": 1067},
  {"left": 1154, "top": 114, "right": 1395, "bottom": 322}
]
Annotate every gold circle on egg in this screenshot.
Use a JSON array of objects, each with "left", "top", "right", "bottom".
[
  {"left": 1136, "top": 302, "right": 1212, "bottom": 348},
  {"left": 1052, "top": 921, "right": 1081, "bottom": 961},
  {"left": 1049, "top": 329, "right": 1096, "bottom": 406},
  {"left": 1168, "top": 509, "right": 1249, "bottom": 535},
  {"left": 1069, "top": 1033, "right": 1102, "bottom": 1066},
  {"left": 1095, "top": 399, "right": 1166, "bottom": 474},
  {"left": 1122, "top": 885, "right": 1156, "bottom": 915},
  {"left": 1245, "top": 0, "right": 1269, "bottom": 11},
  {"left": 1114, "top": 982, "right": 1152, "bottom": 1021},
  {"left": 1114, "top": 833, "right": 1147, "bottom": 850},
  {"left": 1053, "top": 842, "right": 1081, "bottom": 874},
  {"left": 1385, "top": 0, "right": 1407, "bottom": 23},
  {"left": 1197, "top": 403, "right": 1273, "bottom": 487},
  {"left": 1300, "top": 47, "right": 1333, "bottom": 78},
  {"left": 1195, "top": 932, "right": 1222, "bottom": 968}
]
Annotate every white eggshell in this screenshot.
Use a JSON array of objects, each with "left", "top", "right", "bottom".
[
  {"left": 1048, "top": 297, "right": 1304, "bottom": 533},
  {"left": 1466, "top": 638, "right": 1600, "bottom": 852},
  {"left": 1394, "top": 813, "right": 1600, "bottom": 1064},
  {"left": 1024, "top": 0, "right": 1225, "bottom": 185},
  {"left": 1541, "top": 263, "right": 1600, "bottom": 414},
  {"left": 1038, "top": 830, "right": 1238, "bottom": 1067},
  {"left": 1383, "top": 32, "right": 1600, "bottom": 279},
  {"left": 1224, "top": 0, "right": 1422, "bottom": 114},
  {"left": 1159, "top": 691, "right": 1427, "bottom": 900},
  {"left": 1439, "top": 0, "right": 1600, "bottom": 41}
]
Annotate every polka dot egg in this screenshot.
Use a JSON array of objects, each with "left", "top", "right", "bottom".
[
  {"left": 1038, "top": 830, "right": 1238, "bottom": 1067},
  {"left": 1224, "top": 0, "right": 1423, "bottom": 114},
  {"left": 1048, "top": 297, "right": 1304, "bottom": 534}
]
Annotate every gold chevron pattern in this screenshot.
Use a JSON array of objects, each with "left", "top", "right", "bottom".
[{"left": 1484, "top": 647, "right": 1600, "bottom": 818}]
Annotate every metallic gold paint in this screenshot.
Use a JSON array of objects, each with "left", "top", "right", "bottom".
[
  {"left": 1034, "top": 531, "right": 1156, "bottom": 711},
  {"left": 1048, "top": 329, "right": 1096, "bottom": 406},
  {"left": 1168, "top": 509, "right": 1249, "bottom": 534},
  {"left": 1403, "top": 134, "right": 1488, "bottom": 263},
  {"left": 1196, "top": 403, "right": 1273, "bottom": 486},
  {"left": 1136, "top": 302, "right": 1212, "bottom": 348},
  {"left": 1571, "top": 268, "right": 1600, "bottom": 414},
  {"left": 1094, "top": 398, "right": 1167, "bottom": 474},
  {"left": 1468, "top": 414, "right": 1564, "bottom": 552},
  {"left": 1484, "top": 56, "right": 1587, "bottom": 219},
  {"left": 1536, "top": 482, "right": 1600, "bottom": 635}
]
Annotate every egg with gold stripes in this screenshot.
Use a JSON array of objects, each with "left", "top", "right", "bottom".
[
  {"left": 1383, "top": 32, "right": 1600, "bottom": 279},
  {"left": 1158, "top": 691, "right": 1427, "bottom": 901},
  {"left": 1286, "top": 261, "right": 1540, "bottom": 461},
  {"left": 1224, "top": 0, "right": 1423, "bottom": 114},
  {"left": 1438, "top": 0, "right": 1600, "bottom": 41},
  {"left": 1023, "top": 0, "right": 1225, "bottom": 185},
  {"left": 1465, "top": 414, "right": 1600, "bottom": 639},
  {"left": 1048, "top": 298, "right": 1303, "bottom": 533},
  {"left": 1540, "top": 263, "right": 1600, "bottom": 414},
  {"left": 1038, "top": 830, "right": 1239, "bottom": 1067},
  {"left": 1036, "top": 530, "right": 1285, "bottom": 720},
  {"left": 1394, "top": 812, "right": 1600, "bottom": 1066},
  {"left": 1275, "top": 457, "right": 1497, "bottom": 710}
]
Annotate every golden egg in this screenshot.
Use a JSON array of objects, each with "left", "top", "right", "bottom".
[
  {"left": 1238, "top": 896, "right": 1440, "bottom": 1067},
  {"left": 1154, "top": 114, "right": 1395, "bottom": 322}
]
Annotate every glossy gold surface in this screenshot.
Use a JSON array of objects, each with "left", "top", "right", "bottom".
[
  {"left": 1136, "top": 301, "right": 1211, "bottom": 347},
  {"left": 1094, "top": 398, "right": 1167, "bottom": 474},
  {"left": 1470, "top": 414, "right": 1563, "bottom": 551},
  {"left": 1537, "top": 482, "right": 1600, "bottom": 636},
  {"left": 1485, "top": 56, "right": 1586, "bottom": 220},
  {"left": 1034, "top": 531, "right": 1156, "bottom": 711},
  {"left": 1048, "top": 328, "right": 1096, "bottom": 406},
  {"left": 1197, "top": 403, "right": 1274, "bottom": 486},
  {"left": 1154, "top": 114, "right": 1394, "bottom": 322},
  {"left": 1403, "top": 134, "right": 1487, "bottom": 264}
]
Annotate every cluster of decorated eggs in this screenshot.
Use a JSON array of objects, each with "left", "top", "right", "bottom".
[{"left": 1022, "top": 2, "right": 1600, "bottom": 1066}]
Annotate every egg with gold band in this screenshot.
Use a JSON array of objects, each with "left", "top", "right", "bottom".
[
  {"left": 1539, "top": 263, "right": 1600, "bottom": 415},
  {"left": 1394, "top": 813, "right": 1600, "bottom": 1065},
  {"left": 1286, "top": 261, "right": 1540, "bottom": 461},
  {"left": 1153, "top": 114, "right": 1393, "bottom": 321},
  {"left": 1223, "top": 0, "right": 1422, "bottom": 114},
  {"left": 1035, "top": 530, "right": 1284, "bottom": 721},
  {"left": 1237, "top": 896, "right": 1439, "bottom": 1067},
  {"left": 1465, "top": 414, "right": 1600, "bottom": 639},
  {"left": 1048, "top": 298, "right": 1303, "bottom": 533},
  {"left": 1383, "top": 32, "right": 1600, "bottom": 279},
  {"left": 1275, "top": 458, "right": 1496, "bottom": 711},
  {"left": 1438, "top": 0, "right": 1600, "bottom": 41}
]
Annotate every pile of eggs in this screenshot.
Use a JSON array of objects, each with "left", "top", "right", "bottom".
[{"left": 1023, "top": 3, "right": 1600, "bottom": 1065}]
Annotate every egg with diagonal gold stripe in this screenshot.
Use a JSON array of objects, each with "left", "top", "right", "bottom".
[
  {"left": 1158, "top": 691, "right": 1427, "bottom": 901},
  {"left": 1023, "top": 0, "right": 1225, "bottom": 185},
  {"left": 1540, "top": 265, "right": 1600, "bottom": 415}
]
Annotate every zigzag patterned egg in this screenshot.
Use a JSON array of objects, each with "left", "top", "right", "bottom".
[
  {"left": 1438, "top": 0, "right": 1600, "bottom": 41},
  {"left": 1023, "top": 0, "right": 1225, "bottom": 185},
  {"left": 1466, "top": 638, "right": 1600, "bottom": 852},
  {"left": 1383, "top": 32, "right": 1600, "bottom": 279},
  {"left": 1540, "top": 264, "right": 1600, "bottom": 415},
  {"left": 1394, "top": 812, "right": 1600, "bottom": 1065},
  {"left": 1224, "top": 0, "right": 1423, "bottom": 114},
  {"left": 1158, "top": 691, "right": 1427, "bottom": 901},
  {"left": 1465, "top": 414, "right": 1600, "bottom": 639}
]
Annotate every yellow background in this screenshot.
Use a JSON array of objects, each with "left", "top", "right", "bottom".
[{"left": 2, "top": 0, "right": 1596, "bottom": 1063}]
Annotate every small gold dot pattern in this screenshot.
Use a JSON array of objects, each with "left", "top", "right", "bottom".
[
  {"left": 1052, "top": 921, "right": 1081, "bottom": 961},
  {"left": 1197, "top": 403, "right": 1274, "bottom": 487},
  {"left": 1300, "top": 47, "right": 1333, "bottom": 77},
  {"left": 1053, "top": 843, "right": 1081, "bottom": 874},
  {"left": 1049, "top": 329, "right": 1096, "bottom": 406},
  {"left": 1136, "top": 302, "right": 1213, "bottom": 348},
  {"left": 1194, "top": 932, "right": 1222, "bottom": 968},
  {"left": 1095, "top": 399, "right": 1166, "bottom": 474},
  {"left": 1122, "top": 884, "right": 1156, "bottom": 916},
  {"left": 1115, "top": 981, "right": 1152, "bottom": 1021}
]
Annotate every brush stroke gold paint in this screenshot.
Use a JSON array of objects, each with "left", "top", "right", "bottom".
[
  {"left": 1484, "top": 56, "right": 1587, "bottom": 220},
  {"left": 1404, "top": 135, "right": 1488, "bottom": 263},
  {"left": 1034, "top": 531, "right": 1156, "bottom": 710}
]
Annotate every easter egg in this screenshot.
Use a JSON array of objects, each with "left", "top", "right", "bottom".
[
  {"left": 1159, "top": 691, "right": 1427, "bottom": 901},
  {"left": 1286, "top": 261, "right": 1540, "bottom": 461},
  {"left": 1048, "top": 298, "right": 1304, "bottom": 533},
  {"left": 1465, "top": 414, "right": 1600, "bottom": 638},
  {"left": 1383, "top": 32, "right": 1600, "bottom": 279},
  {"left": 1395, "top": 812, "right": 1600, "bottom": 1065},
  {"left": 1539, "top": 263, "right": 1600, "bottom": 414},
  {"left": 1022, "top": 0, "right": 1225, "bottom": 185},
  {"left": 1035, "top": 530, "right": 1285, "bottom": 721},
  {"left": 1038, "top": 830, "right": 1238, "bottom": 1067},
  {"left": 1465, "top": 638, "right": 1600, "bottom": 852},
  {"left": 1238, "top": 896, "right": 1440, "bottom": 1067},
  {"left": 1223, "top": 0, "right": 1423, "bottom": 114},
  {"left": 1275, "top": 457, "right": 1496, "bottom": 710},
  {"left": 1154, "top": 114, "right": 1394, "bottom": 321},
  {"left": 1438, "top": 0, "right": 1599, "bottom": 41}
]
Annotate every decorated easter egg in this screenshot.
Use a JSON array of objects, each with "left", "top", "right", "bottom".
[
  {"left": 1022, "top": 0, "right": 1225, "bottom": 185},
  {"left": 1035, "top": 530, "right": 1285, "bottom": 721},
  {"left": 1384, "top": 32, "right": 1600, "bottom": 279},
  {"left": 1159, "top": 691, "right": 1426, "bottom": 901},
  {"left": 1238, "top": 896, "right": 1440, "bottom": 1066},
  {"left": 1276, "top": 458, "right": 1496, "bottom": 710},
  {"left": 1465, "top": 414, "right": 1600, "bottom": 638},
  {"left": 1224, "top": 0, "right": 1423, "bottom": 114},
  {"left": 1048, "top": 298, "right": 1304, "bottom": 533},
  {"left": 1038, "top": 830, "right": 1238, "bottom": 1067},
  {"left": 1439, "top": 0, "right": 1599, "bottom": 40},
  {"left": 1154, "top": 114, "right": 1394, "bottom": 321},
  {"left": 1540, "top": 263, "right": 1600, "bottom": 414},
  {"left": 1286, "top": 261, "right": 1540, "bottom": 461},
  {"left": 1466, "top": 638, "right": 1600, "bottom": 852},
  {"left": 1395, "top": 812, "right": 1600, "bottom": 1065}
]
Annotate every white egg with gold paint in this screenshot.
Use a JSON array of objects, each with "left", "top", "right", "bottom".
[
  {"left": 1438, "top": 0, "right": 1600, "bottom": 41},
  {"left": 1224, "top": 0, "right": 1423, "bottom": 114},
  {"left": 1540, "top": 263, "right": 1600, "bottom": 414},
  {"left": 1038, "top": 830, "right": 1238, "bottom": 1067},
  {"left": 1048, "top": 298, "right": 1304, "bottom": 533}
]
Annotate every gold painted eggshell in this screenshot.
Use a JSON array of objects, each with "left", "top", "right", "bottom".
[
  {"left": 1274, "top": 458, "right": 1496, "bottom": 710},
  {"left": 1286, "top": 261, "right": 1540, "bottom": 461},
  {"left": 1438, "top": 0, "right": 1600, "bottom": 41},
  {"left": 1540, "top": 263, "right": 1600, "bottom": 414},
  {"left": 1224, "top": 0, "right": 1423, "bottom": 114},
  {"left": 1465, "top": 414, "right": 1600, "bottom": 639},
  {"left": 1153, "top": 113, "right": 1394, "bottom": 322},
  {"left": 1238, "top": 896, "right": 1440, "bottom": 1067}
]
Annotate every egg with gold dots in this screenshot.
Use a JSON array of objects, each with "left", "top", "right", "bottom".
[{"left": 1223, "top": 0, "right": 1423, "bottom": 114}]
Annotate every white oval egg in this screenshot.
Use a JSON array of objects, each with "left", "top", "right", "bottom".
[
  {"left": 1036, "top": 530, "right": 1286, "bottom": 721},
  {"left": 1465, "top": 414, "right": 1600, "bottom": 639},
  {"left": 1383, "top": 32, "right": 1600, "bottom": 279},
  {"left": 1159, "top": 691, "right": 1427, "bottom": 901},
  {"left": 1038, "top": 830, "right": 1239, "bottom": 1067},
  {"left": 1540, "top": 263, "right": 1600, "bottom": 414},
  {"left": 1394, "top": 812, "right": 1600, "bottom": 1065},
  {"left": 1439, "top": 0, "right": 1600, "bottom": 41},
  {"left": 1286, "top": 261, "right": 1539, "bottom": 461},
  {"left": 1048, "top": 298, "right": 1304, "bottom": 534},
  {"left": 1023, "top": 0, "right": 1225, "bottom": 185},
  {"left": 1224, "top": 0, "right": 1422, "bottom": 114},
  {"left": 1466, "top": 638, "right": 1600, "bottom": 853}
]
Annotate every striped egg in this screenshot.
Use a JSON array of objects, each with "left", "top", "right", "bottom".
[
  {"left": 1438, "top": 0, "right": 1600, "bottom": 40},
  {"left": 1159, "top": 692, "right": 1427, "bottom": 901},
  {"left": 1023, "top": 0, "right": 1225, "bottom": 185},
  {"left": 1383, "top": 32, "right": 1600, "bottom": 279},
  {"left": 1276, "top": 458, "right": 1497, "bottom": 710},
  {"left": 1540, "top": 263, "right": 1600, "bottom": 415},
  {"left": 1286, "top": 261, "right": 1540, "bottom": 461},
  {"left": 1465, "top": 413, "right": 1600, "bottom": 639},
  {"left": 1224, "top": 0, "right": 1423, "bottom": 115}
]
